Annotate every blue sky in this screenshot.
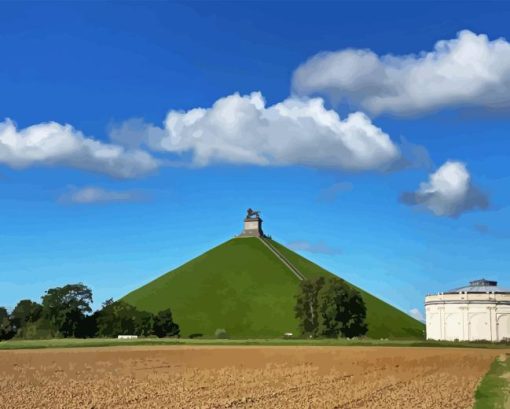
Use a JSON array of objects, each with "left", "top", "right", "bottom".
[{"left": 1, "top": 2, "right": 510, "bottom": 321}]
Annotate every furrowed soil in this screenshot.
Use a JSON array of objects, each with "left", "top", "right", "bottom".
[{"left": 0, "top": 346, "right": 503, "bottom": 409}]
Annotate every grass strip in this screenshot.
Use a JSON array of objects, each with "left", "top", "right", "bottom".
[
  {"left": 474, "top": 353, "right": 510, "bottom": 409},
  {"left": 1, "top": 337, "right": 509, "bottom": 351}
]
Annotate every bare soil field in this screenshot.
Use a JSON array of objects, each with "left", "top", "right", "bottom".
[{"left": 0, "top": 346, "right": 504, "bottom": 409}]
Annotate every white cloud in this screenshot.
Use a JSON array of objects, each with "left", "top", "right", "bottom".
[
  {"left": 287, "top": 240, "right": 342, "bottom": 255},
  {"left": 400, "top": 161, "right": 489, "bottom": 217},
  {"left": 60, "top": 186, "right": 145, "bottom": 204},
  {"left": 409, "top": 308, "right": 424, "bottom": 322},
  {"left": 111, "top": 92, "right": 401, "bottom": 171},
  {"left": 0, "top": 119, "right": 158, "bottom": 178},
  {"left": 293, "top": 30, "right": 510, "bottom": 115}
]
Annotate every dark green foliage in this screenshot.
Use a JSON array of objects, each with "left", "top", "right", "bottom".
[
  {"left": 96, "top": 300, "right": 156, "bottom": 337},
  {"left": 296, "top": 277, "right": 367, "bottom": 338},
  {"left": 7, "top": 284, "right": 179, "bottom": 340},
  {"left": 317, "top": 278, "right": 367, "bottom": 338},
  {"left": 294, "top": 277, "right": 325, "bottom": 337},
  {"left": 41, "top": 283, "right": 93, "bottom": 337},
  {"left": 75, "top": 313, "right": 98, "bottom": 338},
  {"left": 16, "top": 319, "right": 55, "bottom": 340},
  {"left": 153, "top": 309, "right": 180, "bottom": 338},
  {"left": 136, "top": 310, "right": 155, "bottom": 337},
  {"left": 102, "top": 298, "right": 114, "bottom": 308},
  {"left": 97, "top": 301, "right": 138, "bottom": 337},
  {"left": 10, "top": 300, "right": 42, "bottom": 331},
  {"left": 0, "top": 307, "right": 15, "bottom": 340}
]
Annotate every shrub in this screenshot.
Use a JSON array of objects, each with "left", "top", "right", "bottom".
[
  {"left": 215, "top": 328, "right": 229, "bottom": 339},
  {"left": 153, "top": 308, "right": 180, "bottom": 338},
  {"left": 15, "top": 319, "right": 55, "bottom": 340},
  {"left": 0, "top": 307, "right": 15, "bottom": 340}
]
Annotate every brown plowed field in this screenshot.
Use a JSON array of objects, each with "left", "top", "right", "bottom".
[{"left": 0, "top": 346, "right": 502, "bottom": 408}]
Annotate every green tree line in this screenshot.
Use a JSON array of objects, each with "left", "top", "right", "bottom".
[
  {"left": 0, "top": 283, "right": 179, "bottom": 340},
  {"left": 1, "top": 277, "right": 367, "bottom": 341}
]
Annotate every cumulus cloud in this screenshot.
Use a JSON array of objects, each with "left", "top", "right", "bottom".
[
  {"left": 287, "top": 240, "right": 342, "bottom": 255},
  {"left": 0, "top": 119, "right": 158, "bottom": 178},
  {"left": 400, "top": 161, "right": 489, "bottom": 217},
  {"left": 60, "top": 186, "right": 146, "bottom": 204},
  {"left": 409, "top": 308, "right": 425, "bottom": 322},
  {"left": 110, "top": 92, "right": 401, "bottom": 171},
  {"left": 293, "top": 30, "right": 510, "bottom": 115}
]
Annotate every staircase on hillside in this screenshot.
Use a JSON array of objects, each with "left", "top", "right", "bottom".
[{"left": 258, "top": 237, "right": 305, "bottom": 281}]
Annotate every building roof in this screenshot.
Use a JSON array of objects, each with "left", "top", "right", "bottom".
[{"left": 445, "top": 279, "right": 510, "bottom": 294}]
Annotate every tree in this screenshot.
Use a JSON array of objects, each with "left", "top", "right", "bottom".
[
  {"left": 317, "top": 278, "right": 367, "bottom": 338},
  {"left": 75, "top": 312, "right": 99, "bottom": 338},
  {"left": 134, "top": 310, "right": 154, "bottom": 337},
  {"left": 10, "top": 300, "right": 42, "bottom": 331},
  {"left": 97, "top": 301, "right": 134, "bottom": 337},
  {"left": 102, "top": 298, "right": 114, "bottom": 308},
  {"left": 97, "top": 300, "right": 156, "bottom": 337},
  {"left": 0, "top": 307, "right": 15, "bottom": 340},
  {"left": 295, "top": 277, "right": 367, "bottom": 338},
  {"left": 41, "top": 284, "right": 93, "bottom": 337},
  {"left": 153, "top": 309, "right": 180, "bottom": 338},
  {"left": 16, "top": 319, "right": 54, "bottom": 340},
  {"left": 295, "top": 277, "right": 324, "bottom": 337}
]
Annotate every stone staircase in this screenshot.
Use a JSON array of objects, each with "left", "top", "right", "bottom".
[{"left": 258, "top": 237, "right": 305, "bottom": 281}]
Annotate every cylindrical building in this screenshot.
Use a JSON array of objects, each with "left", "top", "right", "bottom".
[{"left": 425, "top": 279, "right": 510, "bottom": 342}]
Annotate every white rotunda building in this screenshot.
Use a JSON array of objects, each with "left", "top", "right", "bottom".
[{"left": 425, "top": 279, "right": 510, "bottom": 342}]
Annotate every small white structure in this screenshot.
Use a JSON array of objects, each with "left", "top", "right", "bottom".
[
  {"left": 425, "top": 279, "right": 510, "bottom": 342},
  {"left": 117, "top": 335, "right": 138, "bottom": 340}
]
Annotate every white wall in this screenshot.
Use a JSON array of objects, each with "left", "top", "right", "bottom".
[
  {"left": 425, "top": 293, "right": 510, "bottom": 341},
  {"left": 244, "top": 220, "right": 260, "bottom": 231},
  {"left": 499, "top": 314, "right": 510, "bottom": 341}
]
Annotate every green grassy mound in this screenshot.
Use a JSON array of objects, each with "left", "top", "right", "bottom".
[
  {"left": 123, "top": 238, "right": 301, "bottom": 337},
  {"left": 123, "top": 238, "right": 424, "bottom": 339}
]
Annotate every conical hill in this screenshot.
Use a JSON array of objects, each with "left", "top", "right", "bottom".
[{"left": 123, "top": 237, "right": 424, "bottom": 339}]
